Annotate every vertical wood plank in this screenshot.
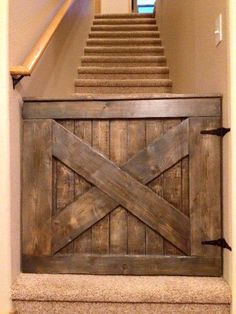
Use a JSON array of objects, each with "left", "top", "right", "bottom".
[
  {"left": 127, "top": 120, "right": 146, "bottom": 255},
  {"left": 189, "top": 117, "right": 221, "bottom": 257},
  {"left": 181, "top": 156, "right": 189, "bottom": 217},
  {"left": 92, "top": 120, "right": 110, "bottom": 254},
  {"left": 22, "top": 120, "right": 52, "bottom": 256},
  {"left": 163, "top": 119, "right": 183, "bottom": 255},
  {"left": 56, "top": 121, "right": 74, "bottom": 254},
  {"left": 74, "top": 120, "right": 92, "bottom": 254},
  {"left": 110, "top": 120, "right": 128, "bottom": 255},
  {"left": 146, "top": 119, "right": 164, "bottom": 254}
]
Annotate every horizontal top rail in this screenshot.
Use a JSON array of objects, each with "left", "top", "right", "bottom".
[
  {"left": 10, "top": 0, "right": 74, "bottom": 81},
  {"left": 22, "top": 96, "right": 222, "bottom": 119}
]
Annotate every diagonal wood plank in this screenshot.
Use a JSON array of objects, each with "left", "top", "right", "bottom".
[
  {"left": 52, "top": 120, "right": 190, "bottom": 254},
  {"left": 52, "top": 187, "right": 117, "bottom": 253},
  {"left": 52, "top": 119, "right": 189, "bottom": 253},
  {"left": 123, "top": 119, "right": 189, "bottom": 183}
]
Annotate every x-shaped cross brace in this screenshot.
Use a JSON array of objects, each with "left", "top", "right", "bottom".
[{"left": 51, "top": 119, "right": 190, "bottom": 255}]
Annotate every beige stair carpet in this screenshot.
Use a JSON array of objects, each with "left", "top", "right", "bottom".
[
  {"left": 75, "top": 13, "right": 172, "bottom": 94},
  {"left": 12, "top": 274, "right": 231, "bottom": 313}
]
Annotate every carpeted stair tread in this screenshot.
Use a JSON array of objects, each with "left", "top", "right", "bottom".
[
  {"left": 12, "top": 274, "right": 231, "bottom": 304},
  {"left": 91, "top": 25, "right": 158, "bottom": 31},
  {"left": 87, "top": 38, "right": 162, "bottom": 46},
  {"left": 77, "top": 66, "right": 169, "bottom": 79},
  {"left": 81, "top": 56, "right": 166, "bottom": 67},
  {"left": 84, "top": 46, "right": 164, "bottom": 56},
  {"left": 77, "top": 66, "right": 169, "bottom": 74},
  {"left": 74, "top": 12, "right": 172, "bottom": 94},
  {"left": 93, "top": 18, "right": 156, "bottom": 25},
  {"left": 89, "top": 31, "right": 160, "bottom": 38},
  {"left": 75, "top": 79, "right": 172, "bottom": 87},
  {"left": 95, "top": 13, "right": 154, "bottom": 19}
]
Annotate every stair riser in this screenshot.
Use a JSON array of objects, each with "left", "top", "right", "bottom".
[
  {"left": 75, "top": 86, "right": 172, "bottom": 94},
  {"left": 13, "top": 301, "right": 231, "bottom": 314},
  {"left": 89, "top": 32, "right": 160, "bottom": 38},
  {"left": 81, "top": 62, "right": 166, "bottom": 67},
  {"left": 95, "top": 13, "right": 154, "bottom": 19},
  {"left": 77, "top": 73, "right": 169, "bottom": 79},
  {"left": 87, "top": 40, "right": 162, "bottom": 46},
  {"left": 93, "top": 19, "right": 156, "bottom": 25},
  {"left": 84, "top": 51, "right": 164, "bottom": 56},
  {"left": 81, "top": 61, "right": 166, "bottom": 67},
  {"left": 91, "top": 26, "right": 158, "bottom": 31}
]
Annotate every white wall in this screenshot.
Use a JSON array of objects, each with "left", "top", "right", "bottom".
[
  {"left": 10, "top": 0, "right": 94, "bottom": 97},
  {"left": 228, "top": 1, "right": 236, "bottom": 311},
  {"left": 0, "top": 2, "right": 12, "bottom": 312},
  {"left": 101, "top": 0, "right": 130, "bottom": 14}
]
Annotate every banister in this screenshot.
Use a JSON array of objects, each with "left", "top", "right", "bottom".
[{"left": 10, "top": 0, "right": 75, "bottom": 87}]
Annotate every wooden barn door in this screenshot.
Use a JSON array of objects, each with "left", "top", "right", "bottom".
[{"left": 22, "top": 99, "right": 222, "bottom": 276}]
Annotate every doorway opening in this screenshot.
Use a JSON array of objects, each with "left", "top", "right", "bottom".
[{"left": 132, "top": 0, "right": 155, "bottom": 13}]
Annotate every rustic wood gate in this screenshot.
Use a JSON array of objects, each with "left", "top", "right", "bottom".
[{"left": 22, "top": 96, "right": 222, "bottom": 276}]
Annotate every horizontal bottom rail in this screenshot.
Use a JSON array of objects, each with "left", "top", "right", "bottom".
[{"left": 22, "top": 255, "right": 222, "bottom": 276}]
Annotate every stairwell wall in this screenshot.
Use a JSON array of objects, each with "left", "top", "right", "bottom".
[
  {"left": 156, "top": 0, "right": 234, "bottom": 311},
  {"left": 0, "top": 0, "right": 94, "bottom": 312},
  {"left": 10, "top": 0, "right": 95, "bottom": 97}
]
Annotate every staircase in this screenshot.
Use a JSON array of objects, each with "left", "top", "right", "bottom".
[
  {"left": 13, "top": 12, "right": 232, "bottom": 314},
  {"left": 75, "top": 13, "right": 172, "bottom": 94}
]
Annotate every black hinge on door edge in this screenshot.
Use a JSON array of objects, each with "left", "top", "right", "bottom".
[
  {"left": 202, "top": 238, "right": 232, "bottom": 251},
  {"left": 201, "top": 127, "right": 230, "bottom": 137}
]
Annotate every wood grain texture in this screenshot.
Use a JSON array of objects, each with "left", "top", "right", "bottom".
[
  {"left": 189, "top": 117, "right": 221, "bottom": 258},
  {"left": 110, "top": 120, "right": 128, "bottom": 254},
  {"left": 163, "top": 119, "right": 183, "bottom": 255},
  {"left": 146, "top": 119, "right": 164, "bottom": 254},
  {"left": 74, "top": 121, "right": 92, "bottom": 254},
  {"left": 52, "top": 188, "right": 117, "bottom": 254},
  {"left": 92, "top": 120, "right": 110, "bottom": 254},
  {"left": 22, "top": 255, "right": 222, "bottom": 276},
  {"left": 52, "top": 121, "right": 190, "bottom": 254},
  {"left": 23, "top": 98, "right": 221, "bottom": 119},
  {"left": 123, "top": 119, "right": 189, "bottom": 183},
  {"left": 51, "top": 121, "right": 191, "bottom": 254},
  {"left": 127, "top": 120, "right": 146, "bottom": 255},
  {"left": 22, "top": 120, "right": 52, "bottom": 255},
  {"left": 56, "top": 121, "right": 74, "bottom": 254}
]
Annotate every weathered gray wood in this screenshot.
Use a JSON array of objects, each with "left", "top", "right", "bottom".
[
  {"left": 52, "top": 121, "right": 190, "bottom": 254},
  {"left": 110, "top": 120, "right": 128, "bottom": 254},
  {"left": 23, "top": 98, "right": 221, "bottom": 119},
  {"left": 127, "top": 120, "right": 146, "bottom": 255},
  {"left": 163, "top": 119, "right": 183, "bottom": 255},
  {"left": 92, "top": 120, "right": 110, "bottom": 254},
  {"left": 123, "top": 119, "right": 189, "bottom": 183},
  {"left": 74, "top": 120, "right": 92, "bottom": 254},
  {"left": 52, "top": 188, "right": 117, "bottom": 254},
  {"left": 22, "top": 255, "right": 222, "bottom": 276},
  {"left": 189, "top": 117, "right": 222, "bottom": 258},
  {"left": 51, "top": 120, "right": 190, "bottom": 254},
  {"left": 146, "top": 119, "right": 164, "bottom": 254},
  {"left": 56, "top": 121, "right": 74, "bottom": 254},
  {"left": 22, "top": 120, "right": 52, "bottom": 255},
  {"left": 181, "top": 156, "right": 189, "bottom": 216}
]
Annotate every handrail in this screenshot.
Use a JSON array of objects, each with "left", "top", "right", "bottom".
[{"left": 10, "top": 0, "right": 74, "bottom": 86}]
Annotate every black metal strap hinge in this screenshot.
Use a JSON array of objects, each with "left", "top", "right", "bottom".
[
  {"left": 201, "top": 127, "right": 230, "bottom": 137},
  {"left": 202, "top": 238, "right": 232, "bottom": 251}
]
